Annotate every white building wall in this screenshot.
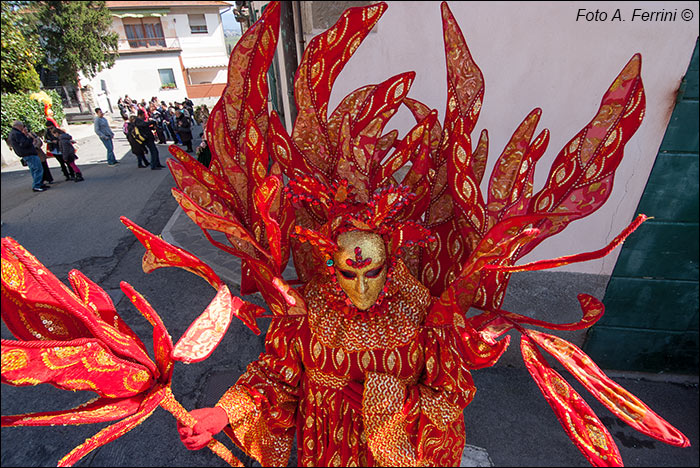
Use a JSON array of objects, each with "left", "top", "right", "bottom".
[
  {"left": 82, "top": 6, "right": 229, "bottom": 102},
  {"left": 170, "top": 8, "right": 228, "bottom": 58},
  {"left": 325, "top": 0, "right": 699, "bottom": 275},
  {"left": 84, "top": 53, "right": 188, "bottom": 104},
  {"left": 187, "top": 68, "right": 227, "bottom": 84}
]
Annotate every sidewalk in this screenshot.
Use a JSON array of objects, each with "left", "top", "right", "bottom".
[{"left": 1, "top": 120, "right": 124, "bottom": 173}]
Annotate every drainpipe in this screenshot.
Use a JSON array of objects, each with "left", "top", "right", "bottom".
[{"left": 292, "top": 1, "right": 305, "bottom": 63}]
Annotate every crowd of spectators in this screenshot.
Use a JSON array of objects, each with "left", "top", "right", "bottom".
[{"left": 6, "top": 94, "right": 211, "bottom": 192}]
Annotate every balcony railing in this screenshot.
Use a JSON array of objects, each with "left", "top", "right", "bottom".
[{"left": 118, "top": 37, "right": 181, "bottom": 52}]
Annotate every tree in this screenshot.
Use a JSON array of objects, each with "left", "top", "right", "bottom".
[
  {"left": 34, "top": 1, "right": 118, "bottom": 86},
  {"left": 1, "top": 1, "right": 42, "bottom": 93}
]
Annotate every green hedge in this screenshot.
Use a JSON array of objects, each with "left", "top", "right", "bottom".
[{"left": 1, "top": 89, "right": 65, "bottom": 140}]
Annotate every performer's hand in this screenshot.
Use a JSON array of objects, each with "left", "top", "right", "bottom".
[
  {"left": 341, "top": 380, "right": 364, "bottom": 411},
  {"left": 177, "top": 406, "right": 229, "bottom": 451}
]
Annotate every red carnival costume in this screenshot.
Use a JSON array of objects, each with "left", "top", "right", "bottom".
[{"left": 0, "top": 2, "right": 691, "bottom": 467}]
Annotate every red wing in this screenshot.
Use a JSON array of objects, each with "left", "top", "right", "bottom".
[
  {"left": 173, "top": 286, "right": 263, "bottom": 361},
  {"left": 529, "top": 330, "right": 690, "bottom": 448},
  {"left": 335, "top": 73, "right": 416, "bottom": 200},
  {"left": 57, "top": 386, "right": 165, "bottom": 467},
  {"left": 120, "top": 216, "right": 224, "bottom": 289},
  {"left": 521, "top": 337, "right": 624, "bottom": 467},
  {"left": 1, "top": 337, "right": 154, "bottom": 398},
  {"left": 524, "top": 55, "right": 645, "bottom": 258},
  {"left": 440, "top": 2, "right": 484, "bottom": 137},
  {"left": 292, "top": 3, "right": 387, "bottom": 176},
  {"left": 171, "top": 189, "right": 272, "bottom": 264},
  {"left": 1, "top": 237, "right": 155, "bottom": 375},
  {"left": 485, "top": 109, "right": 545, "bottom": 226},
  {"left": 479, "top": 294, "right": 605, "bottom": 336},
  {"left": 120, "top": 282, "right": 173, "bottom": 382},
  {"left": 167, "top": 148, "right": 244, "bottom": 222},
  {"left": 1, "top": 395, "right": 142, "bottom": 427}
]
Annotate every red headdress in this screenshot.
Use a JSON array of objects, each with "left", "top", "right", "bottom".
[{"left": 284, "top": 176, "right": 435, "bottom": 262}]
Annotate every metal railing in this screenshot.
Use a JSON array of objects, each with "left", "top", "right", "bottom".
[
  {"left": 41, "top": 85, "right": 88, "bottom": 113},
  {"left": 117, "top": 37, "right": 180, "bottom": 51}
]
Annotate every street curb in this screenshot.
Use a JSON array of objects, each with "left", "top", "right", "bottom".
[{"left": 604, "top": 370, "right": 699, "bottom": 385}]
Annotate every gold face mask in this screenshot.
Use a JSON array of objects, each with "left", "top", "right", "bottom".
[{"left": 332, "top": 231, "right": 388, "bottom": 310}]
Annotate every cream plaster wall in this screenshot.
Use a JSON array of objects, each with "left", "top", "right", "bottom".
[
  {"left": 83, "top": 7, "right": 229, "bottom": 102},
  {"left": 84, "top": 53, "right": 188, "bottom": 103},
  {"left": 188, "top": 68, "right": 227, "bottom": 85},
  {"left": 169, "top": 8, "right": 228, "bottom": 59},
  {"left": 326, "top": 1, "right": 699, "bottom": 275}
]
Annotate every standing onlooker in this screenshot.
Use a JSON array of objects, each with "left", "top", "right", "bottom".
[
  {"left": 157, "top": 101, "right": 173, "bottom": 142},
  {"left": 125, "top": 115, "right": 149, "bottom": 168},
  {"left": 196, "top": 139, "right": 212, "bottom": 167},
  {"left": 175, "top": 109, "right": 193, "bottom": 153},
  {"left": 8, "top": 121, "right": 49, "bottom": 192},
  {"left": 51, "top": 127, "right": 84, "bottom": 182},
  {"left": 167, "top": 107, "right": 183, "bottom": 144},
  {"left": 138, "top": 100, "right": 149, "bottom": 120},
  {"left": 94, "top": 108, "right": 118, "bottom": 166},
  {"left": 135, "top": 110, "right": 164, "bottom": 170},
  {"left": 149, "top": 104, "right": 167, "bottom": 144},
  {"left": 183, "top": 98, "right": 196, "bottom": 126},
  {"left": 194, "top": 104, "right": 210, "bottom": 131},
  {"left": 27, "top": 127, "right": 54, "bottom": 185},
  {"left": 117, "top": 97, "right": 129, "bottom": 120},
  {"left": 45, "top": 120, "right": 73, "bottom": 181}
]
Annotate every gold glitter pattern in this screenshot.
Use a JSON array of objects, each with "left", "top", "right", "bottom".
[
  {"left": 212, "top": 267, "right": 475, "bottom": 467},
  {"left": 305, "top": 260, "right": 429, "bottom": 352}
]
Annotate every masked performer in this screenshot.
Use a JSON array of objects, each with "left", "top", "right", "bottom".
[
  {"left": 172, "top": 2, "right": 690, "bottom": 466},
  {"left": 178, "top": 183, "right": 480, "bottom": 466},
  {"left": 2, "top": 2, "right": 690, "bottom": 468}
]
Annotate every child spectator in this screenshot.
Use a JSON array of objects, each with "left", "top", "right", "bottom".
[{"left": 50, "top": 127, "right": 84, "bottom": 182}]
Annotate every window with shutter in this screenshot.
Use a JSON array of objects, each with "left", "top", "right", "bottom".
[{"left": 188, "top": 14, "right": 208, "bottom": 34}]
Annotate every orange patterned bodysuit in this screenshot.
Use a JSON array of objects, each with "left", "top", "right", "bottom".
[{"left": 216, "top": 260, "right": 475, "bottom": 466}]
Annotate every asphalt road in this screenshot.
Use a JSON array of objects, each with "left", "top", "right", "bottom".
[
  {"left": 1, "top": 125, "right": 268, "bottom": 467},
  {"left": 1, "top": 128, "right": 698, "bottom": 467}
]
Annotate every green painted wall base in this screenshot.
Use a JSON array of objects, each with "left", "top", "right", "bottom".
[
  {"left": 585, "top": 327, "right": 698, "bottom": 374},
  {"left": 584, "top": 39, "right": 699, "bottom": 374}
]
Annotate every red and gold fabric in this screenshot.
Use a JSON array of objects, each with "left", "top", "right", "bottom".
[
  {"left": 2, "top": 1, "right": 692, "bottom": 467},
  {"left": 1, "top": 236, "right": 242, "bottom": 467},
  {"left": 215, "top": 261, "right": 475, "bottom": 467}
]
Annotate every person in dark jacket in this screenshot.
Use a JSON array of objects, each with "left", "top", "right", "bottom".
[
  {"left": 167, "top": 107, "right": 182, "bottom": 144},
  {"left": 20, "top": 124, "right": 55, "bottom": 185},
  {"left": 135, "top": 110, "right": 164, "bottom": 170},
  {"left": 149, "top": 104, "right": 167, "bottom": 144},
  {"left": 27, "top": 128, "right": 54, "bottom": 185},
  {"left": 125, "top": 115, "right": 149, "bottom": 168},
  {"left": 45, "top": 120, "right": 73, "bottom": 180},
  {"left": 8, "top": 121, "right": 48, "bottom": 192},
  {"left": 175, "top": 109, "right": 193, "bottom": 152},
  {"left": 158, "top": 102, "right": 175, "bottom": 142},
  {"left": 196, "top": 139, "right": 212, "bottom": 167},
  {"left": 50, "top": 127, "right": 84, "bottom": 182},
  {"left": 183, "top": 97, "right": 196, "bottom": 125}
]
